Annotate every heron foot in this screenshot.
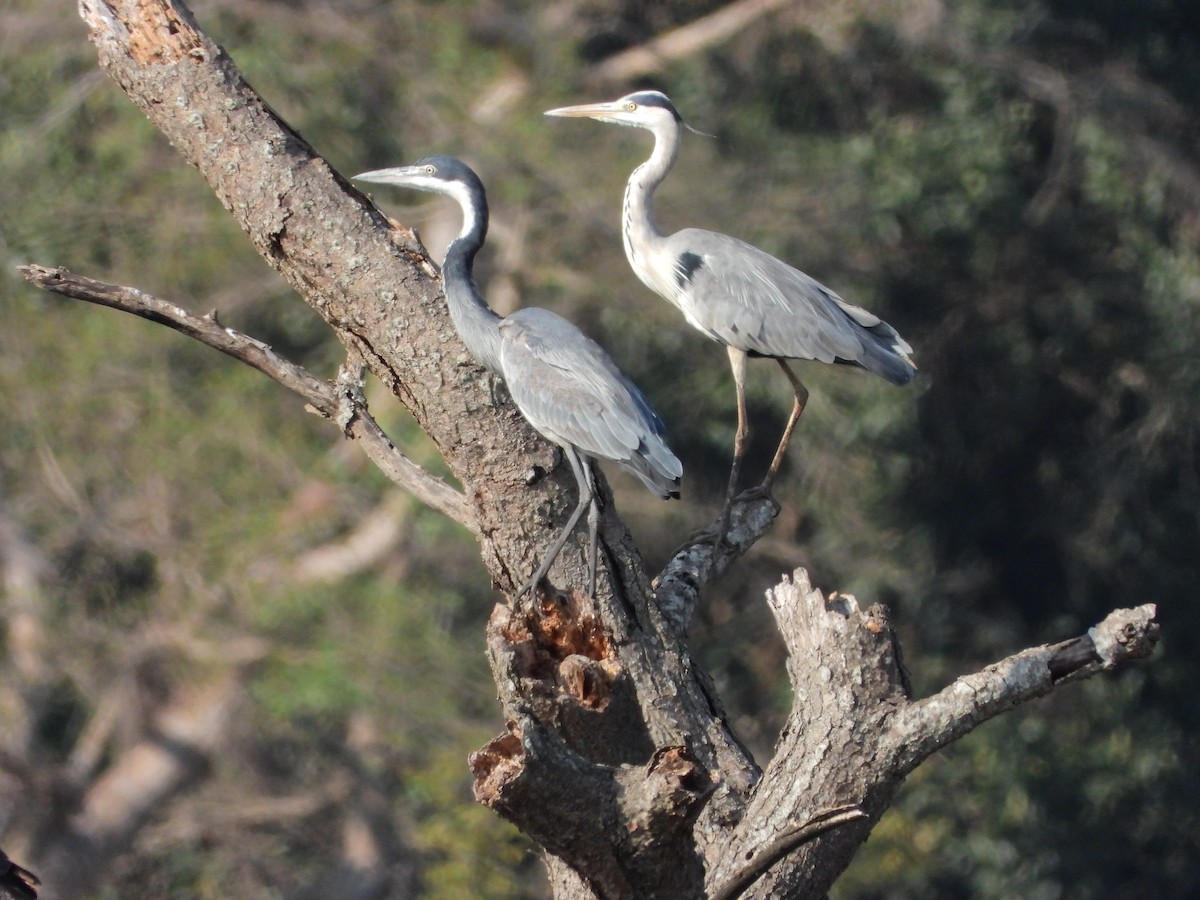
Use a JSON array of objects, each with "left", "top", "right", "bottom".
[
  {"left": 711, "top": 505, "right": 734, "bottom": 552},
  {"left": 740, "top": 483, "right": 776, "bottom": 504},
  {"left": 513, "top": 570, "right": 551, "bottom": 601},
  {"left": 713, "top": 484, "right": 779, "bottom": 548}
]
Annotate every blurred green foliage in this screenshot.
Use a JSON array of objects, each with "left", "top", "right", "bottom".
[{"left": 2, "top": 0, "right": 1198, "bottom": 896}]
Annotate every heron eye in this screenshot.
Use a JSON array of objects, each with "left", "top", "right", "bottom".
[
  {"left": 425, "top": 165, "right": 435, "bottom": 175},
  {"left": 626, "top": 102, "right": 637, "bottom": 111}
]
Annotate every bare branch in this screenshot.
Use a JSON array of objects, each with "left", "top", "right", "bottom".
[
  {"left": 707, "top": 572, "right": 1160, "bottom": 897},
  {"left": 17, "top": 265, "right": 473, "bottom": 529},
  {"left": 705, "top": 572, "right": 904, "bottom": 896},
  {"left": 889, "top": 603, "right": 1160, "bottom": 775},
  {"left": 653, "top": 491, "right": 780, "bottom": 632}
]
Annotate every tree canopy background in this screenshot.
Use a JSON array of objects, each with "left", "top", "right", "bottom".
[{"left": 1, "top": 0, "right": 1196, "bottom": 896}]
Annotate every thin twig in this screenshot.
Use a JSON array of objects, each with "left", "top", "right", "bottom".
[
  {"left": 16, "top": 265, "right": 473, "bottom": 528},
  {"left": 709, "top": 805, "right": 868, "bottom": 900}
]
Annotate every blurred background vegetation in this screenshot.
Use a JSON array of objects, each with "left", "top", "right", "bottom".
[{"left": 1, "top": 0, "right": 1197, "bottom": 896}]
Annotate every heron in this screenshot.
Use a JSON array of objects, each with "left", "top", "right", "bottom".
[
  {"left": 545, "top": 91, "right": 916, "bottom": 522},
  {"left": 353, "top": 155, "right": 682, "bottom": 598}
]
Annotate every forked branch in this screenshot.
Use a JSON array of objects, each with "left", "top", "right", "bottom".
[
  {"left": 705, "top": 571, "right": 1160, "bottom": 897},
  {"left": 17, "top": 265, "right": 472, "bottom": 528}
]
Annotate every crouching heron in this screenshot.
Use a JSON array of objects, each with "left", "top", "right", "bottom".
[{"left": 354, "top": 155, "right": 682, "bottom": 597}]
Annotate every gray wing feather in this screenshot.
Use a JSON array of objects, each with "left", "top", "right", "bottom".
[
  {"left": 499, "top": 309, "right": 682, "bottom": 497},
  {"left": 666, "top": 229, "right": 916, "bottom": 384}
]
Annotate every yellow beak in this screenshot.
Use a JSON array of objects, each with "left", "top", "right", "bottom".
[{"left": 543, "top": 100, "right": 627, "bottom": 120}]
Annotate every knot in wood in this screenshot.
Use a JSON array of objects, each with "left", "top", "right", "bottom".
[{"left": 1088, "top": 603, "right": 1160, "bottom": 666}]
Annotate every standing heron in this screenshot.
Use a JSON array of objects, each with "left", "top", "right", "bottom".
[
  {"left": 545, "top": 91, "right": 916, "bottom": 518},
  {"left": 353, "top": 155, "right": 682, "bottom": 598}
]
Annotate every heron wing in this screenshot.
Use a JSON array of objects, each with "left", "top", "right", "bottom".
[
  {"left": 663, "top": 229, "right": 916, "bottom": 384},
  {"left": 499, "top": 309, "right": 682, "bottom": 497}
]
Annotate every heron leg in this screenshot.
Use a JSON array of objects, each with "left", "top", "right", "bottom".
[
  {"left": 583, "top": 461, "right": 601, "bottom": 597},
  {"left": 726, "top": 346, "right": 751, "bottom": 502},
  {"left": 713, "top": 346, "right": 751, "bottom": 548},
  {"left": 763, "top": 359, "right": 809, "bottom": 489},
  {"left": 516, "top": 446, "right": 594, "bottom": 599}
]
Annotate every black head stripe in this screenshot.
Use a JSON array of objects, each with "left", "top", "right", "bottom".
[
  {"left": 628, "top": 91, "right": 680, "bottom": 120},
  {"left": 410, "top": 154, "right": 479, "bottom": 187}
]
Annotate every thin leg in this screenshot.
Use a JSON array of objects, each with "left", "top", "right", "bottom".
[
  {"left": 763, "top": 359, "right": 809, "bottom": 490},
  {"left": 583, "top": 461, "right": 600, "bottom": 597},
  {"left": 516, "top": 446, "right": 594, "bottom": 598},
  {"left": 712, "top": 346, "right": 751, "bottom": 549},
  {"left": 726, "top": 345, "right": 751, "bottom": 504}
]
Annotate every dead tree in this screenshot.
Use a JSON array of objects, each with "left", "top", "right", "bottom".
[{"left": 17, "top": 1, "right": 1160, "bottom": 896}]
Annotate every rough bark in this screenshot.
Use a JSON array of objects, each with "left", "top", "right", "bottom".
[{"left": 12, "top": 1, "right": 1162, "bottom": 896}]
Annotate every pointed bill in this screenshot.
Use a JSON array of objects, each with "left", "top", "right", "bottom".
[
  {"left": 352, "top": 165, "right": 425, "bottom": 185},
  {"left": 543, "top": 100, "right": 629, "bottom": 121}
]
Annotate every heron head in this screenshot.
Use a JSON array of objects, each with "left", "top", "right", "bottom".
[
  {"left": 353, "top": 155, "right": 483, "bottom": 199},
  {"left": 544, "top": 91, "right": 684, "bottom": 131}
]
